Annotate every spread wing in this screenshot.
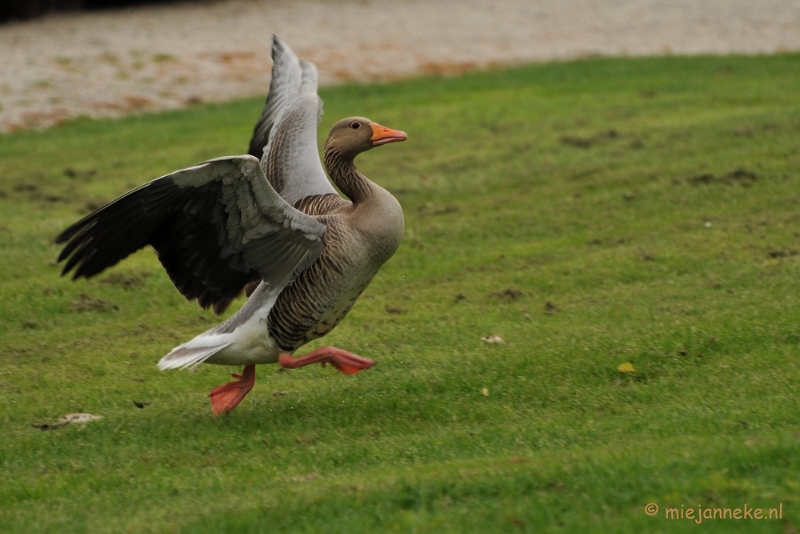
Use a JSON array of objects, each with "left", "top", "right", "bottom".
[
  {"left": 55, "top": 156, "right": 327, "bottom": 314},
  {"left": 247, "top": 35, "right": 337, "bottom": 206}
]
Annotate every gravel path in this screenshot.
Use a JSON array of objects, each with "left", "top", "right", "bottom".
[{"left": 2, "top": 0, "right": 800, "bottom": 132}]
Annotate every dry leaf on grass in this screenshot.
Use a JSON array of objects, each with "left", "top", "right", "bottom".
[
  {"left": 617, "top": 362, "right": 635, "bottom": 373},
  {"left": 33, "top": 413, "right": 103, "bottom": 430},
  {"left": 58, "top": 413, "right": 102, "bottom": 424}
]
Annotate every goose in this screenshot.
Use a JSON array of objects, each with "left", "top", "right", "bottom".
[{"left": 55, "top": 36, "right": 407, "bottom": 416}]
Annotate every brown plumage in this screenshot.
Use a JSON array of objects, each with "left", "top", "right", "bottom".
[{"left": 54, "top": 36, "right": 408, "bottom": 416}]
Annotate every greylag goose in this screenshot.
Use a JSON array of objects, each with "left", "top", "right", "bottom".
[{"left": 55, "top": 36, "right": 407, "bottom": 416}]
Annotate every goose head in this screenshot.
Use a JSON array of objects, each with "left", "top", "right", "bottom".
[{"left": 325, "top": 117, "right": 407, "bottom": 159}]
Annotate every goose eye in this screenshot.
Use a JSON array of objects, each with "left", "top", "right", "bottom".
[{"left": 350, "top": 122, "right": 361, "bottom": 129}]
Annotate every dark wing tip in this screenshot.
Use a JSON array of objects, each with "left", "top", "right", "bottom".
[
  {"left": 54, "top": 217, "right": 91, "bottom": 244},
  {"left": 211, "top": 296, "right": 234, "bottom": 315}
]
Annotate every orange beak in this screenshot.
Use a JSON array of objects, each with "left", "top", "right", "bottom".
[{"left": 370, "top": 122, "right": 408, "bottom": 146}]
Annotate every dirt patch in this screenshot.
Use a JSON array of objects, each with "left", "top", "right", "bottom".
[
  {"left": 544, "top": 301, "right": 560, "bottom": 315},
  {"left": 685, "top": 168, "right": 758, "bottom": 186},
  {"left": 13, "top": 183, "right": 38, "bottom": 193},
  {"left": 69, "top": 293, "right": 118, "bottom": 312},
  {"left": 559, "top": 129, "right": 621, "bottom": 149},
  {"left": 100, "top": 270, "right": 150, "bottom": 290},
  {"left": 63, "top": 167, "right": 97, "bottom": 179},
  {"left": 39, "top": 192, "right": 67, "bottom": 203},
  {"left": 10, "top": 179, "right": 69, "bottom": 204},
  {"left": 569, "top": 168, "right": 602, "bottom": 181},
  {"left": 490, "top": 288, "right": 524, "bottom": 301},
  {"left": 767, "top": 249, "right": 798, "bottom": 259}
]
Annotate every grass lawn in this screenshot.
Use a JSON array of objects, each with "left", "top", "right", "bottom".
[{"left": 1, "top": 53, "right": 800, "bottom": 533}]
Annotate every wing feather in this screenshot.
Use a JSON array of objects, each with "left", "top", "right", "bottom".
[
  {"left": 247, "top": 35, "right": 336, "bottom": 205},
  {"left": 56, "top": 156, "right": 327, "bottom": 314}
]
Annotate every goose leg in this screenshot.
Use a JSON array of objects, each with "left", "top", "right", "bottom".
[
  {"left": 279, "top": 346, "right": 375, "bottom": 375},
  {"left": 209, "top": 364, "right": 256, "bottom": 416}
]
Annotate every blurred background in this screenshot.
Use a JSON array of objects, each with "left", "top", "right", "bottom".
[
  {"left": 2, "top": 0, "right": 800, "bottom": 133},
  {"left": 1, "top": 0, "right": 184, "bottom": 22}
]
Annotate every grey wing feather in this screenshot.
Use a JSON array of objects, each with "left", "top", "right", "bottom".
[
  {"left": 248, "top": 36, "right": 304, "bottom": 161},
  {"left": 247, "top": 35, "right": 336, "bottom": 205},
  {"left": 166, "top": 156, "right": 327, "bottom": 287},
  {"left": 56, "top": 156, "right": 327, "bottom": 314}
]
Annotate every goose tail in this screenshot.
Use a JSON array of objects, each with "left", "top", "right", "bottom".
[{"left": 158, "top": 334, "right": 231, "bottom": 372}]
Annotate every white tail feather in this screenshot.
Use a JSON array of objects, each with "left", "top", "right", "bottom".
[
  {"left": 158, "top": 338, "right": 230, "bottom": 371},
  {"left": 157, "top": 284, "right": 280, "bottom": 371}
]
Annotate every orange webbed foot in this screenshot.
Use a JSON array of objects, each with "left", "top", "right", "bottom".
[
  {"left": 279, "top": 346, "right": 374, "bottom": 375},
  {"left": 209, "top": 364, "right": 256, "bottom": 416}
]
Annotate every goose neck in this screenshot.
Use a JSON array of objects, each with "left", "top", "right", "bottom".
[{"left": 323, "top": 147, "right": 371, "bottom": 204}]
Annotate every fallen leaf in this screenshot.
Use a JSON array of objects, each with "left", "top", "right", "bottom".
[
  {"left": 58, "top": 413, "right": 103, "bottom": 424},
  {"left": 481, "top": 335, "right": 505, "bottom": 344},
  {"left": 617, "top": 362, "right": 635, "bottom": 373},
  {"left": 33, "top": 413, "right": 103, "bottom": 430},
  {"left": 481, "top": 387, "right": 489, "bottom": 396}
]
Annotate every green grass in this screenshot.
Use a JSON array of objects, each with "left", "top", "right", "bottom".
[{"left": 2, "top": 53, "right": 800, "bottom": 533}]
